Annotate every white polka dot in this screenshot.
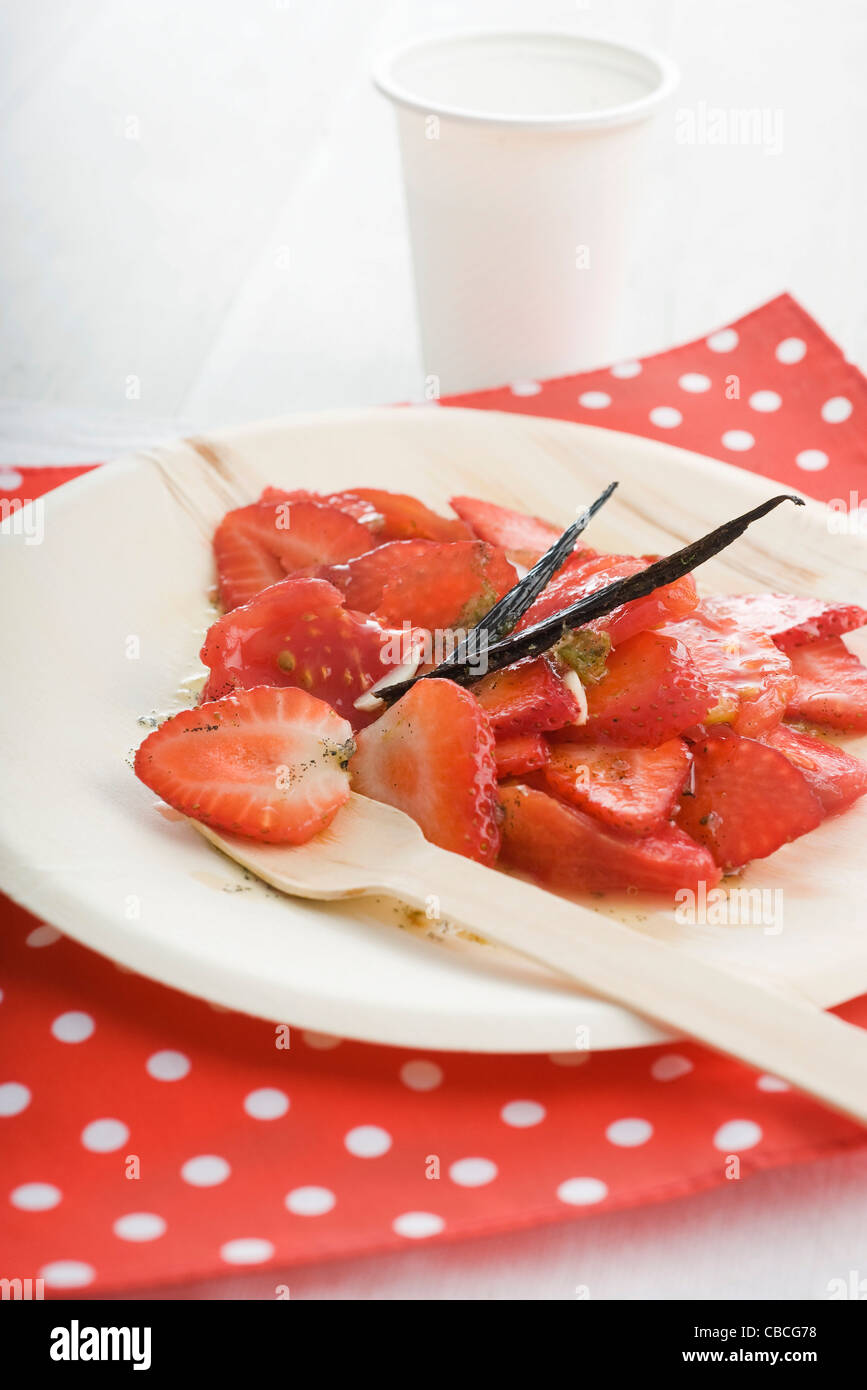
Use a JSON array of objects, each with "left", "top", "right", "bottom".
[
  {"left": 501, "top": 1100, "right": 546, "bottom": 1128},
  {"left": 0, "top": 1082, "right": 31, "bottom": 1116},
  {"left": 449, "top": 1157, "right": 497, "bottom": 1187},
  {"left": 749, "top": 389, "right": 782, "bottom": 412},
  {"left": 400, "top": 1059, "right": 443, "bottom": 1091},
  {"left": 548, "top": 1051, "right": 590, "bottom": 1067},
  {"left": 651, "top": 1054, "right": 693, "bottom": 1082},
  {"left": 721, "top": 429, "right": 755, "bottom": 452},
  {"left": 775, "top": 336, "right": 807, "bottom": 364},
  {"left": 26, "top": 924, "right": 61, "bottom": 948},
  {"left": 796, "top": 448, "right": 829, "bottom": 472},
  {"left": 509, "top": 380, "right": 542, "bottom": 396},
  {"left": 821, "top": 396, "right": 852, "bottom": 424},
  {"left": 713, "top": 1119, "right": 763, "bottom": 1152},
  {"left": 344, "top": 1124, "right": 392, "bottom": 1158},
  {"left": 51, "top": 1011, "right": 95, "bottom": 1044},
  {"left": 10, "top": 1182, "right": 62, "bottom": 1211},
  {"left": 81, "top": 1118, "right": 129, "bottom": 1152},
  {"left": 285, "top": 1185, "right": 336, "bottom": 1216},
  {"left": 39, "top": 1260, "right": 95, "bottom": 1289},
  {"left": 606, "top": 1117, "right": 653, "bottom": 1147},
  {"left": 145, "top": 1049, "right": 190, "bottom": 1081},
  {"left": 649, "top": 406, "right": 682, "bottom": 429},
  {"left": 0, "top": 467, "right": 23, "bottom": 490},
  {"left": 301, "top": 1030, "right": 341, "bottom": 1050},
  {"left": 756, "top": 1074, "right": 790, "bottom": 1093},
  {"left": 557, "top": 1176, "right": 608, "bottom": 1206},
  {"left": 113, "top": 1212, "right": 166, "bottom": 1242},
  {"left": 243, "top": 1087, "right": 289, "bottom": 1120},
  {"left": 610, "top": 360, "right": 642, "bottom": 379},
  {"left": 707, "top": 328, "right": 739, "bottom": 353},
  {"left": 678, "top": 372, "right": 712, "bottom": 393},
  {"left": 181, "top": 1154, "right": 231, "bottom": 1187},
  {"left": 220, "top": 1237, "right": 275, "bottom": 1265},
  {"left": 579, "top": 391, "right": 611, "bottom": 409},
  {"left": 393, "top": 1210, "right": 445, "bottom": 1239}
]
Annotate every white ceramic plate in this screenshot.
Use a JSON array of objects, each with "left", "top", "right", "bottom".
[{"left": 2, "top": 406, "right": 866, "bottom": 1052}]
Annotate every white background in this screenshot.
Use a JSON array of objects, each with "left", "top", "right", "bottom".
[{"left": 2, "top": 0, "right": 867, "bottom": 1300}]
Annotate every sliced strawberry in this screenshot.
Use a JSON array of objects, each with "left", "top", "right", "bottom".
[
  {"left": 676, "top": 727, "right": 824, "bottom": 869},
  {"left": 785, "top": 637, "right": 867, "bottom": 731},
  {"left": 134, "top": 686, "right": 353, "bottom": 845},
  {"left": 498, "top": 784, "right": 720, "bottom": 894},
  {"left": 335, "top": 488, "right": 471, "bottom": 542},
  {"left": 472, "top": 657, "right": 582, "bottom": 737},
  {"left": 200, "top": 576, "right": 416, "bottom": 728},
  {"left": 449, "top": 495, "right": 564, "bottom": 566},
  {"left": 544, "top": 738, "right": 691, "bottom": 835},
  {"left": 316, "top": 538, "right": 516, "bottom": 631},
  {"left": 699, "top": 592, "right": 867, "bottom": 651},
  {"left": 350, "top": 679, "right": 499, "bottom": 863},
  {"left": 258, "top": 487, "right": 384, "bottom": 529},
  {"left": 494, "top": 731, "right": 550, "bottom": 779},
  {"left": 662, "top": 605, "right": 796, "bottom": 737},
  {"left": 214, "top": 499, "right": 373, "bottom": 610},
  {"left": 761, "top": 723, "right": 867, "bottom": 815},
  {"left": 516, "top": 552, "right": 698, "bottom": 646},
  {"left": 562, "top": 630, "right": 715, "bottom": 747}
]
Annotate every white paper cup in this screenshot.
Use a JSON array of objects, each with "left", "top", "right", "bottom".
[{"left": 373, "top": 29, "right": 678, "bottom": 395}]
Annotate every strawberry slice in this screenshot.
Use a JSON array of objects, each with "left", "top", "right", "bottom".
[
  {"left": 699, "top": 592, "right": 867, "bottom": 651},
  {"left": 545, "top": 738, "right": 691, "bottom": 835},
  {"left": 214, "top": 499, "right": 373, "bottom": 611},
  {"left": 516, "top": 552, "right": 698, "bottom": 646},
  {"left": 200, "top": 576, "right": 416, "bottom": 728},
  {"left": 494, "top": 731, "right": 549, "bottom": 779},
  {"left": 785, "top": 636, "right": 867, "bottom": 731},
  {"left": 449, "top": 495, "right": 564, "bottom": 566},
  {"left": 662, "top": 605, "right": 796, "bottom": 737},
  {"left": 562, "top": 629, "right": 715, "bottom": 747},
  {"left": 761, "top": 723, "right": 867, "bottom": 815},
  {"left": 676, "top": 727, "right": 824, "bottom": 869},
  {"left": 350, "top": 679, "right": 500, "bottom": 863},
  {"left": 316, "top": 538, "right": 517, "bottom": 631},
  {"left": 472, "top": 657, "right": 582, "bottom": 737},
  {"left": 498, "top": 784, "right": 720, "bottom": 894},
  {"left": 258, "top": 486, "right": 384, "bottom": 529},
  {"left": 134, "top": 686, "right": 353, "bottom": 844},
  {"left": 334, "top": 488, "right": 471, "bottom": 542}
]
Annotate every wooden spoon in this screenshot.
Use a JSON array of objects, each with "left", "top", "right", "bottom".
[{"left": 195, "top": 794, "right": 867, "bottom": 1126}]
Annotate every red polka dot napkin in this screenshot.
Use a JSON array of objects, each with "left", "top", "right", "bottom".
[{"left": 3, "top": 293, "right": 867, "bottom": 1296}]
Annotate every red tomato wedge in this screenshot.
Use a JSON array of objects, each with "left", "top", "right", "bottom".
[
  {"left": 498, "top": 783, "right": 721, "bottom": 894},
  {"left": 214, "top": 499, "right": 373, "bottom": 611},
  {"left": 544, "top": 738, "right": 692, "bottom": 835},
  {"left": 676, "top": 727, "right": 824, "bottom": 869},
  {"left": 760, "top": 724, "right": 867, "bottom": 815},
  {"left": 350, "top": 679, "right": 500, "bottom": 864},
  {"left": 134, "top": 686, "right": 353, "bottom": 845},
  {"left": 785, "top": 636, "right": 867, "bottom": 731},
  {"left": 200, "top": 576, "right": 416, "bottom": 728},
  {"left": 563, "top": 629, "right": 715, "bottom": 747},
  {"left": 516, "top": 552, "right": 698, "bottom": 646}
]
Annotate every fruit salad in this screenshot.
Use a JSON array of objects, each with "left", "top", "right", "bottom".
[{"left": 134, "top": 485, "right": 867, "bottom": 899}]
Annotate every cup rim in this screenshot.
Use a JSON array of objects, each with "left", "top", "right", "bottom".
[{"left": 371, "top": 27, "right": 680, "bottom": 131}]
